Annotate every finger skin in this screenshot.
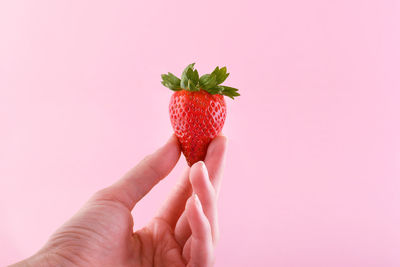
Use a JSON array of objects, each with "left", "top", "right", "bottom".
[
  {"left": 189, "top": 161, "right": 219, "bottom": 245},
  {"left": 175, "top": 210, "right": 189, "bottom": 247},
  {"left": 154, "top": 167, "right": 192, "bottom": 227},
  {"left": 185, "top": 195, "right": 213, "bottom": 267},
  {"left": 175, "top": 136, "right": 227, "bottom": 246},
  {"left": 204, "top": 135, "right": 227, "bottom": 196},
  {"left": 92, "top": 135, "right": 181, "bottom": 210}
]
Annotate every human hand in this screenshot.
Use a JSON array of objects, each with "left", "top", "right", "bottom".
[{"left": 11, "top": 135, "right": 226, "bottom": 267}]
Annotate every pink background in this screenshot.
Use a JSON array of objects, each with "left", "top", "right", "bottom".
[{"left": 1, "top": 0, "right": 400, "bottom": 266}]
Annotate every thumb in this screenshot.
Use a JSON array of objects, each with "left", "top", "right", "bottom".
[{"left": 92, "top": 135, "right": 181, "bottom": 210}]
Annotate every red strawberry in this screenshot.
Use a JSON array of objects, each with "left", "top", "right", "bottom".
[{"left": 161, "top": 63, "right": 240, "bottom": 166}]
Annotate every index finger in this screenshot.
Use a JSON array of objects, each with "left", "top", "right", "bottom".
[{"left": 93, "top": 135, "right": 181, "bottom": 210}]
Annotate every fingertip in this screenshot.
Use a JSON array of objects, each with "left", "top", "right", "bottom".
[
  {"left": 186, "top": 194, "right": 203, "bottom": 214},
  {"left": 167, "top": 134, "right": 181, "bottom": 152},
  {"left": 191, "top": 161, "right": 206, "bottom": 173},
  {"left": 189, "top": 161, "right": 210, "bottom": 187},
  {"left": 169, "top": 133, "right": 179, "bottom": 144},
  {"left": 158, "top": 134, "right": 181, "bottom": 163},
  {"left": 185, "top": 194, "right": 212, "bottom": 244},
  {"left": 186, "top": 195, "right": 205, "bottom": 225},
  {"left": 185, "top": 194, "right": 195, "bottom": 213},
  {"left": 204, "top": 136, "right": 227, "bottom": 195},
  {"left": 215, "top": 134, "right": 228, "bottom": 143},
  {"left": 207, "top": 135, "right": 227, "bottom": 157},
  {"left": 193, "top": 193, "right": 202, "bottom": 209}
]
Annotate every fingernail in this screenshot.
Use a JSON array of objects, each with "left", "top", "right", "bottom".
[
  {"left": 198, "top": 161, "right": 206, "bottom": 170},
  {"left": 195, "top": 161, "right": 209, "bottom": 177}
]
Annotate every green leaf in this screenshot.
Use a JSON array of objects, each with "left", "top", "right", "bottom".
[
  {"left": 199, "top": 74, "right": 218, "bottom": 90},
  {"left": 207, "top": 86, "right": 223, "bottom": 95},
  {"left": 161, "top": 72, "right": 181, "bottom": 91},
  {"left": 192, "top": 69, "right": 199, "bottom": 85},
  {"left": 199, "top": 74, "right": 209, "bottom": 87},
  {"left": 219, "top": 85, "right": 240, "bottom": 99},
  {"left": 182, "top": 63, "right": 195, "bottom": 76},
  {"left": 186, "top": 68, "right": 199, "bottom": 89},
  {"left": 187, "top": 79, "right": 199, "bottom": 91},
  {"left": 211, "top": 66, "right": 230, "bottom": 84},
  {"left": 180, "top": 63, "right": 196, "bottom": 89}
]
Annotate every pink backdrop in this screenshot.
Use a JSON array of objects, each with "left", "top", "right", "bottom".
[{"left": 1, "top": 1, "right": 400, "bottom": 266}]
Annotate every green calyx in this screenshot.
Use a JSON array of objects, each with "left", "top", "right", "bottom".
[{"left": 161, "top": 63, "right": 240, "bottom": 99}]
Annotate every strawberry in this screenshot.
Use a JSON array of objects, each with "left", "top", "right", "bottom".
[{"left": 161, "top": 63, "right": 240, "bottom": 166}]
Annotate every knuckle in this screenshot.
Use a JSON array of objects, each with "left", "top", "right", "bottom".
[
  {"left": 141, "top": 155, "right": 164, "bottom": 178},
  {"left": 91, "top": 187, "right": 113, "bottom": 201}
]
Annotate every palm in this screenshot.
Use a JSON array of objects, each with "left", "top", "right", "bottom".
[
  {"left": 138, "top": 219, "right": 186, "bottom": 266},
  {"left": 44, "top": 200, "right": 185, "bottom": 266},
  {"left": 29, "top": 136, "right": 226, "bottom": 267}
]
